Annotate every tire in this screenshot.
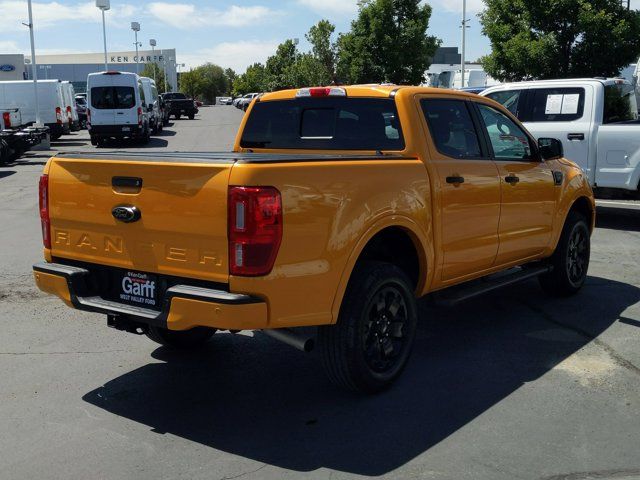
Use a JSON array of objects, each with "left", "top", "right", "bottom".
[
  {"left": 90, "top": 136, "right": 98, "bottom": 146},
  {"left": 175, "top": 113, "right": 181, "bottom": 120},
  {"left": 0, "top": 139, "right": 9, "bottom": 165},
  {"left": 188, "top": 114, "right": 195, "bottom": 120},
  {"left": 318, "top": 261, "right": 418, "bottom": 394},
  {"left": 146, "top": 326, "right": 216, "bottom": 349},
  {"left": 50, "top": 133, "right": 61, "bottom": 141},
  {"left": 539, "top": 211, "right": 590, "bottom": 296}
]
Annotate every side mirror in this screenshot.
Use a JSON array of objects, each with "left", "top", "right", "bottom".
[{"left": 538, "top": 137, "right": 563, "bottom": 160}]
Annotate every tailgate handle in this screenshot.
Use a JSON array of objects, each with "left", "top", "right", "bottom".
[{"left": 112, "top": 176, "right": 143, "bottom": 188}]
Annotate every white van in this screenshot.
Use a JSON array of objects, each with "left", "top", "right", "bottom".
[
  {"left": 0, "top": 80, "right": 69, "bottom": 140},
  {"left": 139, "top": 77, "right": 162, "bottom": 134},
  {"left": 61, "top": 81, "right": 80, "bottom": 131},
  {"left": 87, "top": 71, "right": 150, "bottom": 145}
]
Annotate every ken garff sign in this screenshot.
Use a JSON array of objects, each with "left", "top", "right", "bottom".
[{"left": 0, "top": 64, "right": 16, "bottom": 72}]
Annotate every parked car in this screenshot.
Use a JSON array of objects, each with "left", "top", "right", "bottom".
[
  {"left": 236, "top": 92, "right": 259, "bottom": 111},
  {"left": 34, "top": 85, "right": 594, "bottom": 394},
  {"left": 74, "top": 94, "right": 88, "bottom": 129},
  {"left": 160, "top": 92, "right": 198, "bottom": 119},
  {"left": 218, "top": 96, "right": 233, "bottom": 105},
  {"left": 0, "top": 80, "right": 69, "bottom": 140},
  {"left": 60, "top": 81, "right": 80, "bottom": 131},
  {"left": 87, "top": 71, "right": 151, "bottom": 146},
  {"left": 483, "top": 78, "right": 640, "bottom": 196},
  {"left": 139, "top": 77, "right": 162, "bottom": 134}
]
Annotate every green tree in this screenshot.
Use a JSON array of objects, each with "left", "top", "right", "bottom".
[
  {"left": 140, "top": 63, "right": 170, "bottom": 92},
  {"left": 265, "top": 39, "right": 299, "bottom": 90},
  {"left": 195, "top": 63, "right": 228, "bottom": 103},
  {"left": 224, "top": 68, "right": 237, "bottom": 94},
  {"left": 336, "top": 0, "right": 440, "bottom": 84},
  {"left": 480, "top": 0, "right": 640, "bottom": 81},
  {"left": 232, "top": 63, "right": 268, "bottom": 96},
  {"left": 179, "top": 69, "right": 202, "bottom": 99},
  {"left": 306, "top": 20, "right": 338, "bottom": 84}
]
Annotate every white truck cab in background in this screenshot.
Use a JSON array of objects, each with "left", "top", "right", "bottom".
[{"left": 482, "top": 78, "right": 640, "bottom": 196}]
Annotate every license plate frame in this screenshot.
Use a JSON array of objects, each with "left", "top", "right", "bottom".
[{"left": 117, "top": 270, "right": 159, "bottom": 309}]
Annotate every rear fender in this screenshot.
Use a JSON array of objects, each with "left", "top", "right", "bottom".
[{"left": 330, "top": 215, "right": 433, "bottom": 324}]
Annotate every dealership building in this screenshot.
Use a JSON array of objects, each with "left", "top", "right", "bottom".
[{"left": 3, "top": 49, "right": 178, "bottom": 93}]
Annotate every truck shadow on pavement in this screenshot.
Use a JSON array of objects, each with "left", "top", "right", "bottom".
[
  {"left": 82, "top": 276, "right": 640, "bottom": 476},
  {"left": 596, "top": 207, "right": 640, "bottom": 232}
]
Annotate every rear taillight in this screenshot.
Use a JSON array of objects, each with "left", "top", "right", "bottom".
[
  {"left": 228, "top": 186, "right": 282, "bottom": 276},
  {"left": 137, "top": 106, "right": 142, "bottom": 126},
  {"left": 39, "top": 174, "right": 51, "bottom": 249},
  {"left": 55, "top": 107, "right": 63, "bottom": 124},
  {"left": 2, "top": 112, "right": 10, "bottom": 129},
  {"left": 87, "top": 108, "right": 91, "bottom": 127},
  {"left": 66, "top": 105, "right": 72, "bottom": 121}
]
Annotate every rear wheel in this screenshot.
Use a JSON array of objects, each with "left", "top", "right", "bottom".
[
  {"left": 175, "top": 113, "right": 181, "bottom": 120},
  {"left": 188, "top": 114, "right": 195, "bottom": 120},
  {"left": 146, "top": 326, "right": 217, "bottom": 349},
  {"left": 318, "top": 262, "right": 418, "bottom": 394},
  {"left": 539, "top": 211, "right": 590, "bottom": 296}
]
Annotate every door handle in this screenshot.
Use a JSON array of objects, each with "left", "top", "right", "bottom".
[
  {"left": 446, "top": 176, "right": 465, "bottom": 184},
  {"left": 567, "top": 133, "right": 585, "bottom": 141},
  {"left": 505, "top": 175, "right": 520, "bottom": 184}
]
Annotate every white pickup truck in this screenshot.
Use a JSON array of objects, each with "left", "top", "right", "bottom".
[{"left": 482, "top": 78, "right": 640, "bottom": 196}]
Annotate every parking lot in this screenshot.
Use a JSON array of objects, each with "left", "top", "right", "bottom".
[{"left": 1, "top": 106, "right": 640, "bottom": 480}]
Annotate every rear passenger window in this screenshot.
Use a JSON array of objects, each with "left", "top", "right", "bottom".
[
  {"left": 604, "top": 84, "right": 638, "bottom": 124},
  {"left": 421, "top": 99, "right": 482, "bottom": 159},
  {"left": 528, "top": 88, "right": 585, "bottom": 122},
  {"left": 485, "top": 90, "right": 522, "bottom": 116}
]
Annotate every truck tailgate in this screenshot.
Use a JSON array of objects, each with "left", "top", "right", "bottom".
[{"left": 47, "top": 155, "right": 232, "bottom": 283}]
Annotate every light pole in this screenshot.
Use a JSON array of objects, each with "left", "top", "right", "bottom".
[
  {"left": 460, "top": 0, "right": 469, "bottom": 88},
  {"left": 39, "top": 65, "right": 51, "bottom": 79},
  {"left": 150, "top": 39, "right": 157, "bottom": 83},
  {"left": 96, "top": 0, "right": 110, "bottom": 70},
  {"left": 131, "top": 22, "right": 141, "bottom": 74},
  {"left": 24, "top": 0, "right": 41, "bottom": 126}
]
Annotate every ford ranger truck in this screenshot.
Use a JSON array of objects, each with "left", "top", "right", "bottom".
[{"left": 33, "top": 86, "right": 595, "bottom": 393}]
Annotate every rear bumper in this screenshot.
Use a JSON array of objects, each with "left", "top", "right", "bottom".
[
  {"left": 89, "top": 124, "right": 145, "bottom": 138},
  {"left": 33, "top": 262, "right": 268, "bottom": 331}
]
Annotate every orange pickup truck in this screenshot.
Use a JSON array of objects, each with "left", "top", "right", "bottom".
[{"left": 33, "top": 85, "right": 595, "bottom": 393}]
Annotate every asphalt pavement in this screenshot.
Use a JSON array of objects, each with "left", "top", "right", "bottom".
[{"left": 1, "top": 106, "right": 639, "bottom": 480}]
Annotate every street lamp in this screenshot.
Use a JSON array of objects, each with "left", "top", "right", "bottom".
[
  {"left": 96, "top": 0, "right": 110, "bottom": 71},
  {"left": 149, "top": 39, "right": 157, "bottom": 83},
  {"left": 24, "top": 0, "right": 41, "bottom": 126},
  {"left": 131, "top": 22, "right": 141, "bottom": 74},
  {"left": 460, "top": 0, "right": 470, "bottom": 88}
]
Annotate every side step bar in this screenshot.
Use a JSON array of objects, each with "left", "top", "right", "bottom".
[{"left": 433, "top": 265, "right": 552, "bottom": 307}]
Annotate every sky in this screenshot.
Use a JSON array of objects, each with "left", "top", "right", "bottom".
[{"left": 1, "top": 0, "right": 639, "bottom": 73}]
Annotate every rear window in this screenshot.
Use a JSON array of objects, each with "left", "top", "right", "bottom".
[
  {"left": 91, "top": 86, "right": 135, "bottom": 109},
  {"left": 240, "top": 98, "right": 405, "bottom": 150},
  {"left": 604, "top": 84, "right": 638, "bottom": 124},
  {"left": 163, "top": 93, "right": 187, "bottom": 100},
  {"left": 485, "top": 90, "right": 522, "bottom": 116},
  {"left": 528, "top": 88, "right": 585, "bottom": 122}
]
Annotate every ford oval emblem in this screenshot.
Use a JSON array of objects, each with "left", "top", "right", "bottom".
[
  {"left": 0, "top": 64, "right": 15, "bottom": 72},
  {"left": 112, "top": 205, "right": 141, "bottom": 223}
]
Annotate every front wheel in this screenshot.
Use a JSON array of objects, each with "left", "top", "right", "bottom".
[
  {"left": 175, "top": 113, "right": 181, "bottom": 120},
  {"left": 539, "top": 211, "right": 590, "bottom": 296},
  {"left": 146, "top": 326, "right": 216, "bottom": 349},
  {"left": 318, "top": 262, "right": 418, "bottom": 394}
]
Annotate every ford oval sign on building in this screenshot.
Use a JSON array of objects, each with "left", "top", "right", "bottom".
[{"left": 0, "top": 64, "right": 15, "bottom": 72}]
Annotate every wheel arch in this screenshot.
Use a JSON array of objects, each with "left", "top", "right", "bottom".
[{"left": 330, "top": 216, "right": 432, "bottom": 324}]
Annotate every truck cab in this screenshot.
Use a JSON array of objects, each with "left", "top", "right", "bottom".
[{"left": 482, "top": 78, "right": 640, "bottom": 195}]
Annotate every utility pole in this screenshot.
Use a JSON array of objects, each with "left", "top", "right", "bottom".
[
  {"left": 96, "top": 0, "right": 110, "bottom": 71},
  {"left": 131, "top": 22, "right": 141, "bottom": 74},
  {"left": 25, "top": 0, "right": 41, "bottom": 126},
  {"left": 150, "top": 39, "right": 157, "bottom": 83},
  {"left": 460, "top": 0, "right": 467, "bottom": 89}
]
